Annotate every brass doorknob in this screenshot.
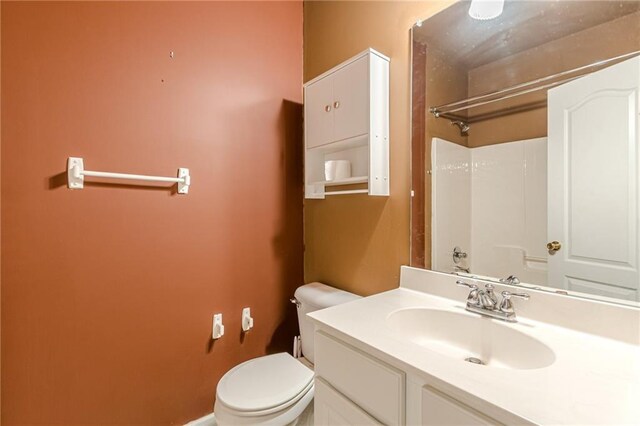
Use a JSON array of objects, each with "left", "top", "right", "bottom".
[{"left": 547, "top": 241, "right": 562, "bottom": 252}]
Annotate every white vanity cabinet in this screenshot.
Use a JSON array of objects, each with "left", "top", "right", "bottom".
[
  {"left": 421, "top": 386, "right": 499, "bottom": 425},
  {"left": 314, "top": 330, "right": 504, "bottom": 426},
  {"left": 304, "top": 48, "right": 389, "bottom": 198},
  {"left": 314, "top": 378, "right": 382, "bottom": 425},
  {"left": 314, "top": 331, "right": 405, "bottom": 425}
]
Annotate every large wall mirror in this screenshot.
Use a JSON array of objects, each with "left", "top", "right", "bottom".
[{"left": 410, "top": 0, "right": 640, "bottom": 306}]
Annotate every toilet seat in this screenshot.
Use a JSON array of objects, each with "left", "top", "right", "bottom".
[
  {"left": 214, "top": 384, "right": 314, "bottom": 426},
  {"left": 216, "top": 353, "right": 314, "bottom": 416}
]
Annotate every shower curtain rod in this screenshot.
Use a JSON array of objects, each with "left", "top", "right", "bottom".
[{"left": 429, "top": 50, "right": 640, "bottom": 117}]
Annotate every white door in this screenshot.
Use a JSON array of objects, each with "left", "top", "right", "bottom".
[
  {"left": 547, "top": 56, "right": 639, "bottom": 301},
  {"left": 305, "top": 74, "right": 334, "bottom": 149},
  {"left": 332, "top": 56, "right": 370, "bottom": 143}
]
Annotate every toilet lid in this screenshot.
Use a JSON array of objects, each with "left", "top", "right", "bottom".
[{"left": 216, "top": 353, "right": 314, "bottom": 413}]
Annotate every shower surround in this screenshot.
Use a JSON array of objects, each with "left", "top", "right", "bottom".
[{"left": 431, "top": 137, "right": 547, "bottom": 284}]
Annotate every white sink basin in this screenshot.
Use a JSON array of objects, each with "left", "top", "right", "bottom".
[{"left": 386, "top": 308, "right": 555, "bottom": 370}]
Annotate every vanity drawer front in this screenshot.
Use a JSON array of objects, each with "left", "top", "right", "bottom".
[
  {"left": 315, "top": 377, "right": 382, "bottom": 426},
  {"left": 422, "top": 386, "right": 501, "bottom": 426},
  {"left": 314, "top": 331, "right": 405, "bottom": 425}
]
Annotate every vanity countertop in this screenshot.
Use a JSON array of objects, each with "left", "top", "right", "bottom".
[{"left": 308, "top": 285, "right": 640, "bottom": 425}]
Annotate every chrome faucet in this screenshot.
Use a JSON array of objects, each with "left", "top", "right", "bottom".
[
  {"left": 500, "top": 275, "right": 520, "bottom": 286},
  {"left": 456, "top": 280, "right": 529, "bottom": 322},
  {"left": 453, "top": 265, "right": 470, "bottom": 274}
]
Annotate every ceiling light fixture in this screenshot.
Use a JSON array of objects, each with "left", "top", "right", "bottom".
[{"left": 468, "top": 0, "right": 504, "bottom": 21}]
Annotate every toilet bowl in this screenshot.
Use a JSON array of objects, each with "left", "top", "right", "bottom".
[
  {"left": 213, "top": 282, "right": 360, "bottom": 425},
  {"left": 214, "top": 353, "right": 314, "bottom": 425}
]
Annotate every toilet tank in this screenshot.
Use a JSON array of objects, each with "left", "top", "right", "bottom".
[{"left": 294, "top": 282, "right": 360, "bottom": 364}]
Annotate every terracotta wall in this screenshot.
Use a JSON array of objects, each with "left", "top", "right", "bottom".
[
  {"left": 411, "top": 39, "right": 427, "bottom": 268},
  {"left": 303, "top": 0, "right": 454, "bottom": 296},
  {"left": 1, "top": 2, "right": 302, "bottom": 425},
  {"left": 0, "top": 1, "right": 2, "bottom": 415}
]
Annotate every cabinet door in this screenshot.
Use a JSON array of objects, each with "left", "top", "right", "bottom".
[
  {"left": 315, "top": 378, "right": 382, "bottom": 426},
  {"left": 305, "top": 75, "right": 334, "bottom": 149},
  {"left": 422, "top": 386, "right": 500, "bottom": 426},
  {"left": 315, "top": 331, "right": 404, "bottom": 425},
  {"left": 332, "top": 56, "right": 370, "bottom": 143}
]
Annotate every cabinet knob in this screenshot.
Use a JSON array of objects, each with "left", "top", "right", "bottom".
[
  {"left": 333, "top": 101, "right": 340, "bottom": 109},
  {"left": 324, "top": 105, "right": 332, "bottom": 112}
]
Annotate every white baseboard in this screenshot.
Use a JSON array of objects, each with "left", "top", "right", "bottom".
[{"left": 184, "top": 412, "right": 216, "bottom": 426}]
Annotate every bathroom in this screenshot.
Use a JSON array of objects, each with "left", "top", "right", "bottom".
[{"left": 1, "top": 0, "right": 639, "bottom": 425}]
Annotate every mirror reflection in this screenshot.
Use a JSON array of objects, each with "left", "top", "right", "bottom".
[{"left": 410, "top": 0, "right": 640, "bottom": 305}]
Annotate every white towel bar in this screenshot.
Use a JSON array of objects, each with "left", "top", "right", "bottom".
[{"left": 67, "top": 157, "right": 190, "bottom": 194}]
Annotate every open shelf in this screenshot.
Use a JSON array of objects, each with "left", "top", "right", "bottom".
[
  {"left": 311, "top": 176, "right": 369, "bottom": 187},
  {"left": 304, "top": 49, "right": 389, "bottom": 199},
  {"left": 325, "top": 189, "right": 369, "bottom": 196},
  {"left": 307, "top": 134, "right": 369, "bottom": 154}
]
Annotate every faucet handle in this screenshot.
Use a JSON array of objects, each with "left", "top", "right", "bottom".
[
  {"left": 484, "top": 283, "right": 499, "bottom": 305},
  {"left": 457, "top": 280, "right": 479, "bottom": 305},
  {"left": 500, "top": 275, "right": 521, "bottom": 285},
  {"left": 501, "top": 291, "right": 530, "bottom": 300},
  {"left": 499, "top": 291, "right": 529, "bottom": 316},
  {"left": 456, "top": 280, "right": 477, "bottom": 289}
]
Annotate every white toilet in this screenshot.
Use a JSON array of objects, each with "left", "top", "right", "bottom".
[{"left": 214, "top": 282, "right": 360, "bottom": 425}]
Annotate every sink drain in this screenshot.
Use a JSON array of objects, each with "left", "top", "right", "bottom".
[{"left": 464, "top": 356, "right": 484, "bottom": 365}]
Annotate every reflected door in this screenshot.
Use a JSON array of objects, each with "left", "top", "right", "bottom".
[{"left": 547, "top": 56, "right": 640, "bottom": 301}]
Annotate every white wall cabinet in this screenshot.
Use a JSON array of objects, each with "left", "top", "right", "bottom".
[
  {"left": 304, "top": 48, "right": 389, "bottom": 198},
  {"left": 305, "top": 73, "right": 335, "bottom": 150},
  {"left": 314, "top": 330, "right": 504, "bottom": 426}
]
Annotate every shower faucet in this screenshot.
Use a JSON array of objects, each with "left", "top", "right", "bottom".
[{"left": 454, "top": 265, "right": 470, "bottom": 274}]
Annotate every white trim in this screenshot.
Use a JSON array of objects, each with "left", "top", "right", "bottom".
[{"left": 304, "top": 48, "right": 389, "bottom": 87}]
